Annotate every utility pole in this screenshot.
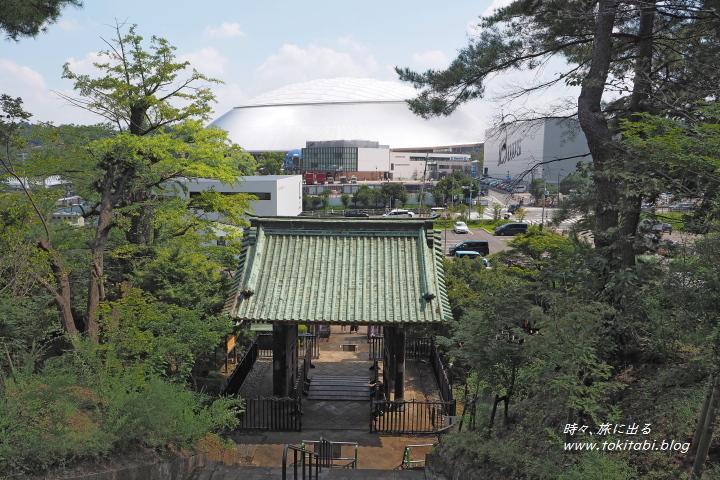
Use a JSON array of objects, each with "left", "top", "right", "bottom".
[
  {"left": 541, "top": 174, "right": 546, "bottom": 230},
  {"left": 419, "top": 153, "right": 428, "bottom": 217}
]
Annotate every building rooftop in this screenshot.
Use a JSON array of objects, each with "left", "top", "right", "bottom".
[
  {"left": 210, "top": 78, "right": 483, "bottom": 152},
  {"left": 223, "top": 216, "right": 451, "bottom": 325}
]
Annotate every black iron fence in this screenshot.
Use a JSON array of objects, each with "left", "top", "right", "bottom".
[
  {"left": 406, "top": 337, "right": 433, "bottom": 359},
  {"left": 221, "top": 339, "right": 258, "bottom": 396},
  {"left": 256, "top": 332, "right": 318, "bottom": 359},
  {"left": 257, "top": 332, "right": 273, "bottom": 358},
  {"left": 429, "top": 343, "right": 455, "bottom": 415},
  {"left": 282, "top": 444, "right": 321, "bottom": 480},
  {"left": 299, "top": 333, "right": 320, "bottom": 359},
  {"left": 369, "top": 335, "right": 384, "bottom": 361},
  {"left": 371, "top": 399, "right": 453, "bottom": 434},
  {"left": 239, "top": 396, "right": 302, "bottom": 431},
  {"left": 235, "top": 336, "right": 312, "bottom": 432}
]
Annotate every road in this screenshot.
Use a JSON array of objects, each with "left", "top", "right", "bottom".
[{"left": 440, "top": 227, "right": 514, "bottom": 257}]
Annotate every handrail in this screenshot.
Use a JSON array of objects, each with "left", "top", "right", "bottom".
[
  {"left": 402, "top": 443, "right": 435, "bottom": 469},
  {"left": 300, "top": 439, "right": 359, "bottom": 469},
  {"left": 282, "top": 444, "right": 320, "bottom": 480}
]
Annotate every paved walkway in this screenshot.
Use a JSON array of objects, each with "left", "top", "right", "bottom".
[{"left": 226, "top": 325, "right": 441, "bottom": 470}]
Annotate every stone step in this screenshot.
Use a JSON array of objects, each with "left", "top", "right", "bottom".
[
  {"left": 308, "top": 375, "right": 372, "bottom": 401},
  {"left": 320, "top": 468, "right": 427, "bottom": 479},
  {"left": 194, "top": 463, "right": 427, "bottom": 480}
]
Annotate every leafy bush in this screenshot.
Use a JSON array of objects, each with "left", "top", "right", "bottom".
[{"left": 0, "top": 342, "right": 241, "bottom": 477}]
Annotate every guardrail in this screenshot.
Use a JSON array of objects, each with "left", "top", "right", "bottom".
[
  {"left": 300, "top": 438, "right": 358, "bottom": 469},
  {"left": 220, "top": 339, "right": 258, "bottom": 396},
  {"left": 282, "top": 444, "right": 320, "bottom": 480},
  {"left": 371, "top": 399, "right": 453, "bottom": 434},
  {"left": 400, "top": 444, "right": 434, "bottom": 469}
]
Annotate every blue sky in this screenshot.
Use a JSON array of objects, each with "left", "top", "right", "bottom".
[{"left": 1, "top": 0, "right": 576, "bottom": 136}]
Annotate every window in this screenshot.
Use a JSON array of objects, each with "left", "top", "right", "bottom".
[{"left": 189, "top": 191, "right": 271, "bottom": 200}]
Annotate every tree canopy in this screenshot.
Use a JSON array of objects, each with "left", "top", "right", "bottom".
[
  {"left": 0, "top": 0, "right": 82, "bottom": 41},
  {"left": 398, "top": 0, "right": 720, "bottom": 291}
]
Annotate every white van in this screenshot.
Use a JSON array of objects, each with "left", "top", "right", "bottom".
[{"left": 383, "top": 209, "right": 414, "bottom": 218}]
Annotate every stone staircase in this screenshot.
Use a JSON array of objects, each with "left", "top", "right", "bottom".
[
  {"left": 307, "top": 375, "right": 372, "bottom": 401},
  {"left": 195, "top": 462, "right": 428, "bottom": 479}
]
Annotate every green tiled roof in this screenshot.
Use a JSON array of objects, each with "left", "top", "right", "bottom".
[{"left": 223, "top": 216, "right": 451, "bottom": 324}]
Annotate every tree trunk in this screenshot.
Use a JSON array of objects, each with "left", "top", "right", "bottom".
[
  {"left": 36, "top": 238, "right": 77, "bottom": 338},
  {"left": 578, "top": 0, "right": 621, "bottom": 270},
  {"left": 692, "top": 375, "right": 720, "bottom": 478},
  {"left": 85, "top": 171, "right": 124, "bottom": 341},
  {"left": 126, "top": 190, "right": 154, "bottom": 245},
  {"left": 691, "top": 375, "right": 714, "bottom": 456}
]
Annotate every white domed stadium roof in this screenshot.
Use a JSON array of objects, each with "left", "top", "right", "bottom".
[{"left": 210, "top": 78, "right": 483, "bottom": 152}]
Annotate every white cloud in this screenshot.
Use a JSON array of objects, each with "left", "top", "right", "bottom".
[
  {"left": 0, "top": 59, "right": 100, "bottom": 124},
  {"left": 178, "top": 48, "right": 228, "bottom": 77},
  {"left": 254, "top": 43, "right": 378, "bottom": 91},
  {"left": 205, "top": 23, "right": 244, "bottom": 38},
  {"left": 411, "top": 50, "right": 449, "bottom": 70},
  {"left": 337, "top": 35, "right": 365, "bottom": 53},
  {"left": 64, "top": 51, "right": 104, "bottom": 76},
  {"left": 0, "top": 59, "right": 46, "bottom": 90},
  {"left": 482, "top": 0, "right": 515, "bottom": 18}
]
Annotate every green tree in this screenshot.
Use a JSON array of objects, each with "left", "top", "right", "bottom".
[
  {"left": 256, "top": 151, "right": 285, "bottom": 175},
  {"left": 397, "top": 0, "right": 720, "bottom": 279},
  {"left": 340, "top": 193, "right": 351, "bottom": 210},
  {"left": 529, "top": 178, "right": 553, "bottom": 203},
  {"left": 432, "top": 172, "right": 477, "bottom": 207},
  {"left": 379, "top": 182, "right": 409, "bottom": 208},
  {"left": 319, "top": 188, "right": 333, "bottom": 211},
  {"left": 32, "top": 25, "right": 253, "bottom": 339},
  {"left": 352, "top": 184, "right": 375, "bottom": 208},
  {"left": 0, "top": 0, "right": 82, "bottom": 41}
]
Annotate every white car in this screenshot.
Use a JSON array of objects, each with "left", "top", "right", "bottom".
[
  {"left": 383, "top": 209, "right": 414, "bottom": 218},
  {"left": 453, "top": 221, "right": 469, "bottom": 234}
]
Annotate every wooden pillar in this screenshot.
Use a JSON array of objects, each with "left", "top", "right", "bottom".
[
  {"left": 383, "top": 326, "right": 396, "bottom": 397},
  {"left": 394, "top": 325, "right": 406, "bottom": 400},
  {"left": 273, "top": 324, "right": 298, "bottom": 396}
]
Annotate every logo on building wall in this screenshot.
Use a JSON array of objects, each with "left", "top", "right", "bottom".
[{"left": 498, "top": 138, "right": 522, "bottom": 166}]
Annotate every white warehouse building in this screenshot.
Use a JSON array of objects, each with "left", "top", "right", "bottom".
[
  {"left": 178, "top": 175, "right": 303, "bottom": 217},
  {"left": 483, "top": 119, "right": 591, "bottom": 185}
]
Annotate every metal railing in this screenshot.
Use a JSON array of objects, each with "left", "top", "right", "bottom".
[
  {"left": 256, "top": 332, "right": 319, "bottom": 359},
  {"left": 406, "top": 337, "right": 433, "bottom": 359},
  {"left": 400, "top": 444, "right": 434, "bottom": 469},
  {"left": 299, "top": 333, "right": 320, "bottom": 359},
  {"left": 282, "top": 444, "right": 320, "bottom": 480},
  {"left": 369, "top": 335, "right": 384, "bottom": 361},
  {"left": 220, "top": 339, "right": 259, "bottom": 396},
  {"left": 239, "top": 396, "right": 302, "bottom": 431},
  {"left": 300, "top": 438, "right": 358, "bottom": 469},
  {"left": 371, "top": 399, "right": 453, "bottom": 434}
]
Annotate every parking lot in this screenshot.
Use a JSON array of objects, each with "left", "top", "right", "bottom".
[{"left": 441, "top": 227, "right": 514, "bottom": 257}]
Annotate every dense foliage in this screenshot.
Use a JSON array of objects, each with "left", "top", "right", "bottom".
[
  {"left": 434, "top": 224, "right": 720, "bottom": 478},
  {"left": 0, "top": 25, "right": 250, "bottom": 476}
]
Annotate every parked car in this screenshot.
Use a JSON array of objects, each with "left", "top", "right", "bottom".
[
  {"left": 343, "top": 210, "right": 369, "bottom": 218},
  {"left": 669, "top": 202, "right": 697, "bottom": 211},
  {"left": 453, "top": 221, "right": 469, "bottom": 234},
  {"left": 454, "top": 250, "right": 489, "bottom": 267},
  {"left": 639, "top": 218, "right": 673, "bottom": 234},
  {"left": 382, "top": 209, "right": 414, "bottom": 218},
  {"left": 448, "top": 240, "right": 490, "bottom": 256},
  {"left": 494, "top": 223, "right": 529, "bottom": 236}
]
